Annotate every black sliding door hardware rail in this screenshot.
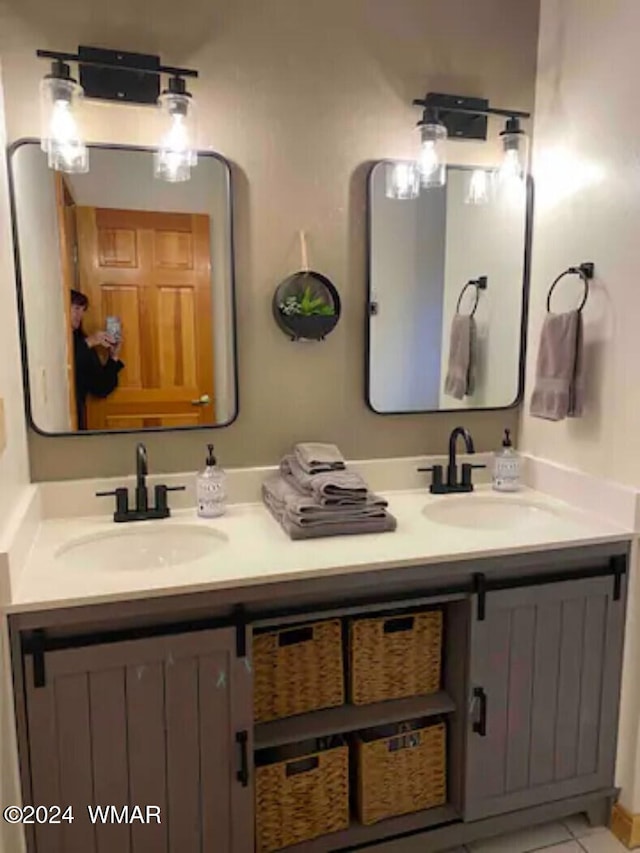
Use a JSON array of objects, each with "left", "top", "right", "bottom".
[{"left": 21, "top": 556, "right": 626, "bottom": 688}]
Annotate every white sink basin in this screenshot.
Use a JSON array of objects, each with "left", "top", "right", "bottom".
[
  {"left": 55, "top": 524, "right": 228, "bottom": 572},
  {"left": 423, "top": 496, "right": 558, "bottom": 531}
]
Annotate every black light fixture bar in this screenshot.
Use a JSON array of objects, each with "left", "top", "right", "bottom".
[
  {"left": 412, "top": 99, "right": 530, "bottom": 120},
  {"left": 36, "top": 49, "right": 198, "bottom": 79},
  {"left": 411, "top": 92, "right": 530, "bottom": 141}
]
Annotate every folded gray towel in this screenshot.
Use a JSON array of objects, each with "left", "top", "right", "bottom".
[
  {"left": 444, "top": 314, "right": 477, "bottom": 400},
  {"left": 530, "top": 310, "right": 584, "bottom": 421},
  {"left": 294, "top": 442, "right": 346, "bottom": 474},
  {"left": 263, "top": 475, "right": 388, "bottom": 524},
  {"left": 262, "top": 478, "right": 397, "bottom": 540},
  {"left": 280, "top": 511, "right": 397, "bottom": 540},
  {"left": 280, "top": 455, "right": 369, "bottom": 504}
]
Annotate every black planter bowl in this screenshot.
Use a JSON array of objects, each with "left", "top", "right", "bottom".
[{"left": 272, "top": 271, "right": 341, "bottom": 341}]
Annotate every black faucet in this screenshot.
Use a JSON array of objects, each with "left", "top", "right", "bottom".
[
  {"left": 418, "top": 426, "right": 486, "bottom": 494},
  {"left": 96, "top": 443, "right": 186, "bottom": 522},
  {"left": 447, "top": 426, "right": 475, "bottom": 488},
  {"left": 135, "top": 443, "right": 149, "bottom": 513}
]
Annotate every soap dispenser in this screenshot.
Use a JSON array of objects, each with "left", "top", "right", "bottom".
[
  {"left": 492, "top": 429, "right": 521, "bottom": 493},
  {"left": 197, "top": 444, "right": 227, "bottom": 518}
]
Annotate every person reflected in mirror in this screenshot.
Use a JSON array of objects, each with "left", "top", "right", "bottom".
[{"left": 70, "top": 290, "right": 124, "bottom": 430}]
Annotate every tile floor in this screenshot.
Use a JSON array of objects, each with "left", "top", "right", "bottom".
[{"left": 445, "top": 814, "right": 628, "bottom": 853}]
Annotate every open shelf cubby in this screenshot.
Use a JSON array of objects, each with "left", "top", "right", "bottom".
[
  {"left": 253, "top": 598, "right": 469, "bottom": 852},
  {"left": 254, "top": 690, "right": 456, "bottom": 750}
]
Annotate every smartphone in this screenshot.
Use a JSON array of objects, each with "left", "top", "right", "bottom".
[{"left": 105, "top": 316, "right": 122, "bottom": 343}]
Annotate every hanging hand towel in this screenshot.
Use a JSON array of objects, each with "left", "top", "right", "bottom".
[
  {"left": 444, "top": 314, "right": 477, "bottom": 400},
  {"left": 530, "top": 310, "right": 584, "bottom": 421}
]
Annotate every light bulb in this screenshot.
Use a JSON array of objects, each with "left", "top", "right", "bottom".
[
  {"left": 418, "top": 119, "right": 447, "bottom": 188},
  {"left": 154, "top": 79, "right": 198, "bottom": 183},
  {"left": 465, "top": 169, "right": 491, "bottom": 205},
  {"left": 500, "top": 148, "right": 524, "bottom": 182},
  {"left": 385, "top": 161, "right": 420, "bottom": 200},
  {"left": 499, "top": 118, "right": 529, "bottom": 186},
  {"left": 39, "top": 64, "right": 88, "bottom": 174}
]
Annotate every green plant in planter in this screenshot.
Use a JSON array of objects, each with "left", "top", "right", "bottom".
[{"left": 279, "top": 285, "right": 335, "bottom": 317}]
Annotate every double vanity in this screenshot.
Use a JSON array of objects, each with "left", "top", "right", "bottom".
[{"left": 4, "top": 449, "right": 633, "bottom": 853}]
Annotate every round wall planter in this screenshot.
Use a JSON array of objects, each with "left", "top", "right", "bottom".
[{"left": 273, "top": 271, "right": 341, "bottom": 341}]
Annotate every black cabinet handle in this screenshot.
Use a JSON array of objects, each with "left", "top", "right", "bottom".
[
  {"left": 472, "top": 687, "right": 487, "bottom": 737},
  {"left": 236, "top": 730, "right": 249, "bottom": 787}
]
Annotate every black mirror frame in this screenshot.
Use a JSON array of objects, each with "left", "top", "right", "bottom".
[
  {"left": 364, "top": 160, "right": 534, "bottom": 415},
  {"left": 7, "top": 138, "right": 240, "bottom": 437}
]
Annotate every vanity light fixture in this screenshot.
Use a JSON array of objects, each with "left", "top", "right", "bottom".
[
  {"left": 498, "top": 116, "right": 529, "bottom": 185},
  {"left": 36, "top": 47, "right": 199, "bottom": 181},
  {"left": 417, "top": 108, "right": 447, "bottom": 189},
  {"left": 154, "top": 75, "right": 198, "bottom": 183},
  {"left": 386, "top": 93, "right": 531, "bottom": 199},
  {"left": 39, "top": 60, "right": 88, "bottom": 174}
]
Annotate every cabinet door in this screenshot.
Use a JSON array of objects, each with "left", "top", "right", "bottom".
[
  {"left": 465, "top": 576, "right": 625, "bottom": 821},
  {"left": 23, "top": 626, "right": 252, "bottom": 853}
]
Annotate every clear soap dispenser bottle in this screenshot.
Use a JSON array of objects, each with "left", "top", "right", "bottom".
[
  {"left": 492, "top": 429, "right": 521, "bottom": 492},
  {"left": 197, "top": 444, "right": 227, "bottom": 518}
]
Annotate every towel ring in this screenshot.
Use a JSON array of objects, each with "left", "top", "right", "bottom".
[
  {"left": 546, "top": 262, "right": 594, "bottom": 313},
  {"left": 456, "top": 276, "right": 488, "bottom": 317}
]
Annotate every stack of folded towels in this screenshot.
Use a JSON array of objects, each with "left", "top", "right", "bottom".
[{"left": 262, "top": 442, "right": 397, "bottom": 540}]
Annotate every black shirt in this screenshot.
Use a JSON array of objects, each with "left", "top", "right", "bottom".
[{"left": 73, "top": 329, "right": 124, "bottom": 430}]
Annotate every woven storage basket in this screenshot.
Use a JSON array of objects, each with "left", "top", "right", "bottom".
[
  {"left": 254, "top": 619, "right": 345, "bottom": 723},
  {"left": 349, "top": 610, "right": 442, "bottom": 705},
  {"left": 255, "top": 738, "right": 350, "bottom": 852},
  {"left": 356, "top": 719, "right": 447, "bottom": 825}
]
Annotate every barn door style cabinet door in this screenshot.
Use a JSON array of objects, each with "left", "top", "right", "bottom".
[
  {"left": 23, "top": 626, "right": 253, "bottom": 853},
  {"left": 465, "top": 573, "right": 626, "bottom": 821}
]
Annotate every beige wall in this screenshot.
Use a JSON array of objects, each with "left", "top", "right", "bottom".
[
  {"left": 0, "top": 0, "right": 540, "bottom": 480},
  {"left": 0, "top": 61, "right": 30, "bottom": 853},
  {"left": 522, "top": 0, "right": 640, "bottom": 484},
  {"left": 522, "top": 0, "right": 640, "bottom": 813},
  {"left": 0, "top": 62, "right": 29, "bottom": 521}
]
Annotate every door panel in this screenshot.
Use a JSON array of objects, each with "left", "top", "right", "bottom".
[
  {"left": 100, "top": 285, "right": 143, "bottom": 388},
  {"left": 154, "top": 230, "right": 193, "bottom": 269},
  {"left": 24, "top": 627, "right": 252, "bottom": 853},
  {"left": 76, "top": 207, "right": 215, "bottom": 429},
  {"left": 465, "top": 575, "right": 624, "bottom": 821},
  {"left": 98, "top": 228, "right": 138, "bottom": 267},
  {"left": 157, "top": 287, "right": 198, "bottom": 388}
]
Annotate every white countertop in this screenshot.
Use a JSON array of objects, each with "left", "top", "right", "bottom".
[{"left": 9, "top": 486, "right": 631, "bottom": 614}]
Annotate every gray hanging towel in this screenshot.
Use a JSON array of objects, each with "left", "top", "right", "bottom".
[
  {"left": 444, "top": 314, "right": 477, "bottom": 400},
  {"left": 530, "top": 310, "right": 585, "bottom": 421}
]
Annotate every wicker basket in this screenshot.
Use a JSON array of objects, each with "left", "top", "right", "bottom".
[
  {"left": 255, "top": 737, "right": 350, "bottom": 852},
  {"left": 349, "top": 610, "right": 442, "bottom": 705},
  {"left": 254, "top": 619, "right": 345, "bottom": 723},
  {"left": 356, "top": 719, "right": 447, "bottom": 825}
]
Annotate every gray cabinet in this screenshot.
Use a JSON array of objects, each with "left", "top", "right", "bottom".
[
  {"left": 465, "top": 575, "right": 625, "bottom": 821},
  {"left": 13, "top": 544, "right": 628, "bottom": 853},
  {"left": 24, "top": 626, "right": 253, "bottom": 853}
]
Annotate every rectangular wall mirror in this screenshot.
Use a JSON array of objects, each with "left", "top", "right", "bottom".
[
  {"left": 9, "top": 141, "right": 237, "bottom": 434},
  {"left": 367, "top": 162, "right": 532, "bottom": 413}
]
